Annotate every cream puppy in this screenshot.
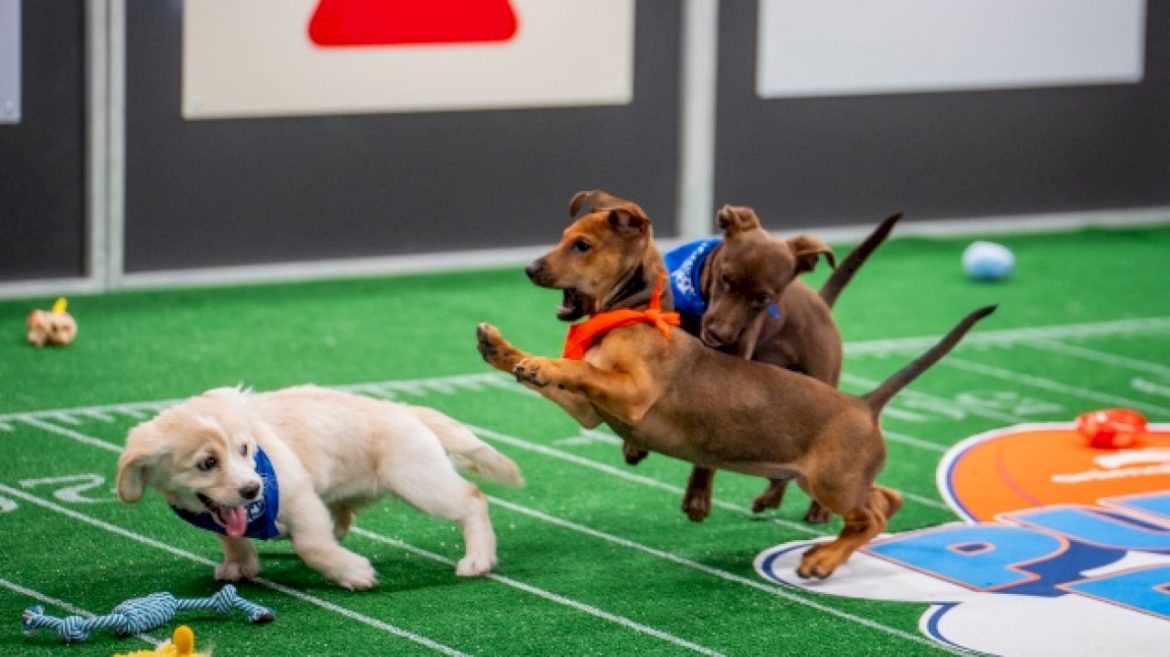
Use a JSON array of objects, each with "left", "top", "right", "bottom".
[{"left": 116, "top": 385, "right": 523, "bottom": 590}]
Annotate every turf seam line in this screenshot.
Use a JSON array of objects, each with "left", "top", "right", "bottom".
[
  {"left": 0, "top": 485, "right": 473, "bottom": 657},
  {"left": 350, "top": 528, "right": 728, "bottom": 657},
  {"left": 1027, "top": 340, "right": 1170, "bottom": 377},
  {"left": 942, "top": 356, "right": 1170, "bottom": 418},
  {"left": 485, "top": 497, "right": 964, "bottom": 655},
  {"left": 18, "top": 416, "right": 728, "bottom": 656},
  {"left": 0, "top": 576, "right": 163, "bottom": 647}
]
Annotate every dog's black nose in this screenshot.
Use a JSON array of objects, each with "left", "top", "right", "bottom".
[
  {"left": 240, "top": 483, "right": 261, "bottom": 500},
  {"left": 524, "top": 259, "right": 545, "bottom": 282}
]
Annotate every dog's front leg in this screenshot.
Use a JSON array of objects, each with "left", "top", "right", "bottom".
[
  {"left": 215, "top": 536, "right": 261, "bottom": 581},
  {"left": 284, "top": 494, "right": 378, "bottom": 590},
  {"left": 477, "top": 323, "right": 603, "bottom": 428},
  {"left": 513, "top": 356, "right": 657, "bottom": 425}
]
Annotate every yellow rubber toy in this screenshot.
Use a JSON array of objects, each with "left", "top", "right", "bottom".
[{"left": 114, "top": 625, "right": 209, "bottom": 657}]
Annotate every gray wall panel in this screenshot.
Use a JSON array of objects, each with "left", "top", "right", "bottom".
[
  {"left": 124, "top": 1, "right": 681, "bottom": 273},
  {"left": 714, "top": 1, "right": 1170, "bottom": 230},
  {"left": 0, "top": 0, "right": 85, "bottom": 281}
]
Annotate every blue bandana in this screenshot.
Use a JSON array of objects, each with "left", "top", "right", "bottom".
[
  {"left": 664, "top": 238, "right": 779, "bottom": 319},
  {"left": 171, "top": 446, "right": 283, "bottom": 540}
]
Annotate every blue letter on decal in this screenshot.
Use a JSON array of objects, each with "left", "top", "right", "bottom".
[
  {"left": 1011, "top": 505, "right": 1170, "bottom": 553},
  {"left": 1065, "top": 565, "right": 1170, "bottom": 621},
  {"left": 868, "top": 525, "right": 1064, "bottom": 591}
]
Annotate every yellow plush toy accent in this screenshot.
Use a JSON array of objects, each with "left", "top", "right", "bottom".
[{"left": 114, "top": 625, "right": 209, "bottom": 657}]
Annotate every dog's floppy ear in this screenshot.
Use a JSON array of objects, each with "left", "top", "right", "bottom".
[
  {"left": 116, "top": 422, "right": 165, "bottom": 503},
  {"left": 717, "top": 205, "right": 762, "bottom": 237},
  {"left": 786, "top": 235, "right": 836, "bottom": 274}
]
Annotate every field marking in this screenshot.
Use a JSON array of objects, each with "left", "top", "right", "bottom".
[
  {"left": 0, "top": 577, "right": 162, "bottom": 647},
  {"left": 0, "top": 485, "right": 471, "bottom": 657},
  {"left": 844, "top": 315, "right": 1170, "bottom": 356},
  {"left": 351, "top": 528, "right": 727, "bottom": 657},
  {"left": 941, "top": 356, "right": 1170, "bottom": 418},
  {"left": 1028, "top": 339, "right": 1170, "bottom": 377},
  {"left": 14, "top": 405, "right": 957, "bottom": 654},
  {"left": 466, "top": 424, "right": 821, "bottom": 537},
  {"left": 485, "top": 497, "right": 963, "bottom": 655},
  {"left": 13, "top": 419, "right": 729, "bottom": 656},
  {"left": 840, "top": 373, "right": 1029, "bottom": 426}
]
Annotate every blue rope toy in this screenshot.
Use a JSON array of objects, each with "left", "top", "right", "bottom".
[{"left": 20, "top": 584, "right": 274, "bottom": 643}]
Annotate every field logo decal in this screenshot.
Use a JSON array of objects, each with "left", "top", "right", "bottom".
[{"left": 756, "top": 422, "right": 1170, "bottom": 656}]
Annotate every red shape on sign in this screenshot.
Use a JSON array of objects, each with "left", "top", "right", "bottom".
[{"left": 309, "top": 0, "right": 519, "bottom": 47}]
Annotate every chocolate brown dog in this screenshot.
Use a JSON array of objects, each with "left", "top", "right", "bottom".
[
  {"left": 476, "top": 190, "right": 994, "bottom": 579},
  {"left": 653, "top": 206, "right": 903, "bottom": 524}
]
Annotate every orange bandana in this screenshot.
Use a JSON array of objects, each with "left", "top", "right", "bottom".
[{"left": 562, "top": 273, "right": 681, "bottom": 360}]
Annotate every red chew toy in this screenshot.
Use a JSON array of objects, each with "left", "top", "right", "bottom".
[{"left": 1076, "top": 408, "right": 1147, "bottom": 449}]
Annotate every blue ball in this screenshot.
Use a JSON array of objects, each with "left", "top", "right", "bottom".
[{"left": 962, "top": 241, "right": 1014, "bottom": 281}]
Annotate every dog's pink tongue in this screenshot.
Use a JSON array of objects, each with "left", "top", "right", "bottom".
[{"left": 221, "top": 506, "right": 248, "bottom": 537}]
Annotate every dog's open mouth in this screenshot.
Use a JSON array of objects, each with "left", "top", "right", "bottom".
[
  {"left": 198, "top": 493, "right": 249, "bottom": 538},
  {"left": 557, "top": 288, "right": 591, "bottom": 322}
]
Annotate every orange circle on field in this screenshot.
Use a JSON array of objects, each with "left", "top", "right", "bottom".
[{"left": 944, "top": 425, "right": 1170, "bottom": 522}]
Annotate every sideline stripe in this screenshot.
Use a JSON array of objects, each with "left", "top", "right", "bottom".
[
  {"left": 486, "top": 498, "right": 964, "bottom": 655},
  {"left": 0, "top": 486, "right": 470, "bottom": 657},
  {"left": 942, "top": 357, "right": 1170, "bottom": 418},
  {"left": 15, "top": 420, "right": 728, "bottom": 656},
  {"left": 844, "top": 316, "right": 1170, "bottom": 356},
  {"left": 0, "top": 577, "right": 161, "bottom": 647},
  {"left": 351, "top": 528, "right": 727, "bottom": 657},
  {"left": 1027, "top": 340, "right": 1170, "bottom": 377}
]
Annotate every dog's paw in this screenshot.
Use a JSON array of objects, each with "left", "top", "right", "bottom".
[
  {"left": 332, "top": 554, "right": 378, "bottom": 591},
  {"left": 682, "top": 491, "right": 711, "bottom": 523},
  {"left": 477, "top": 323, "right": 517, "bottom": 371},
  {"left": 215, "top": 557, "right": 260, "bottom": 582},
  {"left": 797, "top": 542, "right": 843, "bottom": 580},
  {"left": 455, "top": 552, "right": 497, "bottom": 577},
  {"left": 803, "top": 501, "right": 832, "bottom": 525},
  {"left": 513, "top": 357, "right": 553, "bottom": 388},
  {"left": 622, "top": 442, "right": 649, "bottom": 466}
]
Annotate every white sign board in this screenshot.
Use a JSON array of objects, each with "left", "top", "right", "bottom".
[
  {"left": 183, "top": 0, "right": 634, "bottom": 119},
  {"left": 757, "top": 0, "right": 1145, "bottom": 98},
  {"left": 0, "top": 0, "right": 19, "bottom": 124}
]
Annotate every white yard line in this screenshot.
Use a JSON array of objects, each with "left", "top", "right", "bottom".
[
  {"left": 485, "top": 497, "right": 964, "bottom": 655},
  {"left": 351, "top": 528, "right": 728, "bottom": 657},
  {"left": 942, "top": 357, "right": 1170, "bottom": 419},
  {"left": 466, "top": 425, "right": 822, "bottom": 536},
  {"left": 12, "top": 420, "right": 727, "bottom": 657},
  {"left": 1027, "top": 340, "right": 1170, "bottom": 377},
  {"left": 840, "top": 373, "right": 1028, "bottom": 425},
  {"left": 844, "top": 315, "right": 1170, "bottom": 356},
  {"left": 0, "top": 486, "right": 471, "bottom": 657},
  {"left": 0, "top": 577, "right": 162, "bottom": 646}
]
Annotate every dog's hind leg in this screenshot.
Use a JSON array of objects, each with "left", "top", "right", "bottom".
[
  {"left": 382, "top": 438, "right": 498, "bottom": 576},
  {"left": 751, "top": 481, "right": 831, "bottom": 524},
  {"left": 797, "top": 485, "right": 901, "bottom": 579},
  {"left": 215, "top": 535, "right": 260, "bottom": 581}
]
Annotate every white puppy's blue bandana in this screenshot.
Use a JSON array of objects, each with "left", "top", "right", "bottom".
[{"left": 171, "top": 446, "right": 282, "bottom": 540}]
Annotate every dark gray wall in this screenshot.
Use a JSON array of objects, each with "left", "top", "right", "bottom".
[
  {"left": 0, "top": 0, "right": 85, "bottom": 281},
  {"left": 123, "top": 0, "right": 681, "bottom": 272},
  {"left": 714, "top": 1, "right": 1170, "bottom": 230}
]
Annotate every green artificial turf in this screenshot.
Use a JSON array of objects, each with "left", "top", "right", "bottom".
[{"left": 1, "top": 223, "right": 1168, "bottom": 656}]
